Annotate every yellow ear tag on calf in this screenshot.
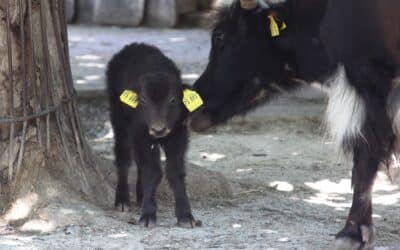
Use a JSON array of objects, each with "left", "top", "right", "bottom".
[
  {"left": 183, "top": 89, "right": 203, "bottom": 112},
  {"left": 268, "top": 15, "right": 280, "bottom": 37},
  {"left": 120, "top": 90, "right": 139, "bottom": 108}
]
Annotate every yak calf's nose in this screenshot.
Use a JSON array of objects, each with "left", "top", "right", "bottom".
[{"left": 149, "top": 126, "right": 168, "bottom": 137}]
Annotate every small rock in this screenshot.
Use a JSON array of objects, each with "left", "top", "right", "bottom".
[{"left": 145, "top": 0, "right": 178, "bottom": 28}]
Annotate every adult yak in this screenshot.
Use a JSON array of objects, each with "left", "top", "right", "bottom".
[{"left": 191, "top": 0, "right": 400, "bottom": 248}]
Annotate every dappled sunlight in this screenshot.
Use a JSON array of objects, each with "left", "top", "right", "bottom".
[
  {"left": 69, "top": 35, "right": 83, "bottom": 43},
  {"left": 75, "top": 54, "right": 102, "bottom": 61},
  {"left": 277, "top": 237, "right": 290, "bottom": 242},
  {"left": 269, "top": 181, "right": 294, "bottom": 192},
  {"left": 168, "top": 37, "right": 187, "bottom": 42},
  {"left": 373, "top": 193, "right": 400, "bottom": 206},
  {"left": 19, "top": 219, "right": 55, "bottom": 234},
  {"left": 304, "top": 173, "right": 400, "bottom": 210},
  {"left": 76, "top": 79, "right": 88, "bottom": 85},
  {"left": 305, "top": 179, "right": 352, "bottom": 195},
  {"left": 3, "top": 193, "right": 38, "bottom": 222},
  {"left": 304, "top": 193, "right": 351, "bottom": 210},
  {"left": 78, "top": 62, "right": 106, "bottom": 69},
  {"left": 200, "top": 152, "right": 226, "bottom": 162},
  {"left": 84, "top": 75, "right": 102, "bottom": 81},
  {"left": 0, "top": 235, "right": 35, "bottom": 248},
  {"left": 236, "top": 168, "right": 253, "bottom": 173},
  {"left": 76, "top": 74, "right": 102, "bottom": 85},
  {"left": 93, "top": 127, "right": 114, "bottom": 142},
  {"left": 232, "top": 223, "right": 242, "bottom": 229},
  {"left": 59, "top": 208, "right": 75, "bottom": 215},
  {"left": 108, "top": 232, "right": 129, "bottom": 239}
]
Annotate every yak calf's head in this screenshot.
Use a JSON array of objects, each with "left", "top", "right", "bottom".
[{"left": 135, "top": 73, "right": 186, "bottom": 138}]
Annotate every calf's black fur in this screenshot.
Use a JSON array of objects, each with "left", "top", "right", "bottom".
[{"left": 106, "top": 43, "right": 199, "bottom": 228}]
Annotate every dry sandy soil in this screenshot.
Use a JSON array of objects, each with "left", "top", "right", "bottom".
[{"left": 0, "top": 26, "right": 399, "bottom": 250}]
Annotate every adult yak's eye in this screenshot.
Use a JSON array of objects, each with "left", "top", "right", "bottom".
[{"left": 213, "top": 31, "right": 225, "bottom": 46}]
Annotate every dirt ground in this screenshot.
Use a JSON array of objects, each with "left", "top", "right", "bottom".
[
  {"left": 3, "top": 92, "right": 399, "bottom": 250},
  {"left": 1, "top": 26, "right": 399, "bottom": 249}
]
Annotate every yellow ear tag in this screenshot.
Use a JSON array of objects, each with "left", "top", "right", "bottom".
[
  {"left": 268, "top": 15, "right": 280, "bottom": 37},
  {"left": 120, "top": 90, "right": 139, "bottom": 108},
  {"left": 183, "top": 89, "right": 203, "bottom": 112},
  {"left": 281, "top": 21, "right": 287, "bottom": 30}
]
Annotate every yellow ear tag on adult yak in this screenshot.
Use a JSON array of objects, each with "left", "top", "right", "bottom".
[
  {"left": 268, "top": 15, "right": 287, "bottom": 37},
  {"left": 268, "top": 15, "right": 280, "bottom": 37},
  {"left": 120, "top": 90, "right": 139, "bottom": 108},
  {"left": 183, "top": 89, "right": 203, "bottom": 112}
]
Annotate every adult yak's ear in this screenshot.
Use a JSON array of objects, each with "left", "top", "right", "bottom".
[{"left": 264, "top": 4, "right": 294, "bottom": 52}]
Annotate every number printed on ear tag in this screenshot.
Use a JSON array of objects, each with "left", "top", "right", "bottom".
[
  {"left": 183, "top": 89, "right": 203, "bottom": 112},
  {"left": 120, "top": 90, "right": 139, "bottom": 108}
]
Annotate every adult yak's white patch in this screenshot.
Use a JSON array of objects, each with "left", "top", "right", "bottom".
[
  {"left": 324, "top": 66, "right": 366, "bottom": 150},
  {"left": 388, "top": 77, "right": 400, "bottom": 135}
]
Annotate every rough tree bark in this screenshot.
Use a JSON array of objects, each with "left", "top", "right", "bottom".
[{"left": 0, "top": 0, "right": 114, "bottom": 233}]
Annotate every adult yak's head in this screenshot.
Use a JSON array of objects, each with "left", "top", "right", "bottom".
[{"left": 191, "top": 0, "right": 334, "bottom": 131}]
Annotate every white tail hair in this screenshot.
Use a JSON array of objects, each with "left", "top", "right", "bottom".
[
  {"left": 324, "top": 66, "right": 366, "bottom": 150},
  {"left": 388, "top": 77, "right": 400, "bottom": 135}
]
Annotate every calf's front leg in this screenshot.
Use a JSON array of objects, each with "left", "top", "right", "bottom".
[{"left": 163, "top": 132, "right": 201, "bottom": 228}]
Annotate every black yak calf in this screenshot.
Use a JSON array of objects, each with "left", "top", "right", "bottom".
[{"left": 106, "top": 43, "right": 203, "bottom": 228}]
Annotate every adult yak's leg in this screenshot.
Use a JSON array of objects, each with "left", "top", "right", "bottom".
[{"left": 327, "top": 66, "right": 394, "bottom": 249}]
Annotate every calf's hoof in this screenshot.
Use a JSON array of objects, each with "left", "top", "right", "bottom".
[
  {"left": 334, "top": 223, "right": 375, "bottom": 250},
  {"left": 115, "top": 187, "right": 131, "bottom": 212},
  {"left": 177, "top": 215, "right": 202, "bottom": 228},
  {"left": 139, "top": 214, "right": 157, "bottom": 228},
  {"left": 115, "top": 202, "right": 131, "bottom": 212}
]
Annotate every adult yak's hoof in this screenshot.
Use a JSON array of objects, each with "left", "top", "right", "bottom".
[
  {"left": 177, "top": 215, "right": 202, "bottom": 228},
  {"left": 139, "top": 214, "right": 157, "bottom": 228},
  {"left": 115, "top": 184, "right": 131, "bottom": 212},
  {"left": 334, "top": 223, "right": 375, "bottom": 250}
]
